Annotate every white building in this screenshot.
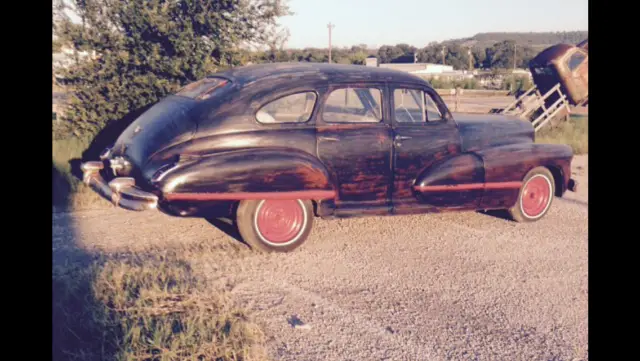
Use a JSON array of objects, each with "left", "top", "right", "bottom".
[
  {"left": 365, "top": 57, "right": 378, "bottom": 67},
  {"left": 378, "top": 62, "right": 454, "bottom": 74}
]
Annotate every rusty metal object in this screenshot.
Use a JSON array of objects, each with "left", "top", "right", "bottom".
[{"left": 529, "top": 39, "right": 588, "bottom": 106}]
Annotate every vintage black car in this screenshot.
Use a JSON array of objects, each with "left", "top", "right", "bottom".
[{"left": 81, "top": 63, "right": 578, "bottom": 252}]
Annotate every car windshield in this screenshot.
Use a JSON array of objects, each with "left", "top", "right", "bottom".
[{"left": 176, "top": 77, "right": 229, "bottom": 100}]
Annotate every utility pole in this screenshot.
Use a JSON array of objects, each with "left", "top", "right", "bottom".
[
  {"left": 468, "top": 48, "right": 473, "bottom": 71},
  {"left": 327, "top": 22, "right": 335, "bottom": 63},
  {"left": 441, "top": 45, "right": 446, "bottom": 65},
  {"left": 513, "top": 43, "right": 517, "bottom": 70}
]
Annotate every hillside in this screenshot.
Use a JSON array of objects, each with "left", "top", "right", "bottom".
[{"left": 445, "top": 31, "right": 588, "bottom": 49}]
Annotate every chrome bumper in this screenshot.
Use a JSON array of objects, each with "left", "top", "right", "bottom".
[{"left": 80, "top": 161, "right": 158, "bottom": 211}]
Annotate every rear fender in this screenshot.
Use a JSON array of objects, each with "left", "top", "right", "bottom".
[{"left": 154, "top": 148, "right": 337, "bottom": 201}]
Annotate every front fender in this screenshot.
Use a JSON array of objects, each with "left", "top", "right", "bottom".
[
  {"left": 475, "top": 142, "right": 573, "bottom": 184},
  {"left": 475, "top": 142, "right": 573, "bottom": 208},
  {"left": 155, "top": 148, "right": 337, "bottom": 200}
]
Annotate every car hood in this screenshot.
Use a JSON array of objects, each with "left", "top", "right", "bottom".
[{"left": 451, "top": 112, "right": 535, "bottom": 152}]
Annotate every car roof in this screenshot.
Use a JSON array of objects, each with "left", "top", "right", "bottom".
[
  {"left": 209, "top": 62, "right": 431, "bottom": 88},
  {"left": 531, "top": 43, "right": 576, "bottom": 66}
]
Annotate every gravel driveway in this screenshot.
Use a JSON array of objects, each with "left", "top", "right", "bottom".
[{"left": 52, "top": 155, "right": 588, "bottom": 361}]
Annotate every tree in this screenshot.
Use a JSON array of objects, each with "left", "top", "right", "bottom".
[
  {"left": 53, "top": 0, "right": 291, "bottom": 139},
  {"left": 377, "top": 45, "right": 404, "bottom": 64}
]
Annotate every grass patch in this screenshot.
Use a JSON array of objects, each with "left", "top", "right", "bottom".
[
  {"left": 52, "top": 249, "right": 267, "bottom": 361},
  {"left": 536, "top": 116, "right": 588, "bottom": 155},
  {"left": 53, "top": 137, "right": 110, "bottom": 211}
]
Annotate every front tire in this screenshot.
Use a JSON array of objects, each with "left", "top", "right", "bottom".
[
  {"left": 236, "top": 199, "right": 314, "bottom": 252},
  {"left": 508, "top": 167, "right": 555, "bottom": 222}
]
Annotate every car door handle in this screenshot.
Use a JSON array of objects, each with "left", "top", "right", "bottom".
[
  {"left": 395, "top": 136, "right": 412, "bottom": 140},
  {"left": 319, "top": 136, "right": 339, "bottom": 141}
]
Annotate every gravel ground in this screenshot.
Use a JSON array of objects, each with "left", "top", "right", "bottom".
[{"left": 52, "top": 155, "right": 588, "bottom": 361}]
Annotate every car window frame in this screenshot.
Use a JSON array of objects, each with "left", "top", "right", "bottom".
[
  {"left": 389, "top": 83, "right": 451, "bottom": 127},
  {"left": 318, "top": 83, "right": 386, "bottom": 125},
  {"left": 254, "top": 90, "right": 320, "bottom": 126},
  {"left": 565, "top": 49, "right": 587, "bottom": 74}
]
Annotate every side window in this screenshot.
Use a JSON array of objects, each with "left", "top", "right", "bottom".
[
  {"left": 394, "top": 88, "right": 425, "bottom": 123},
  {"left": 566, "top": 51, "right": 586, "bottom": 72},
  {"left": 256, "top": 92, "right": 317, "bottom": 124},
  {"left": 322, "top": 87, "right": 382, "bottom": 123},
  {"left": 424, "top": 91, "right": 443, "bottom": 121}
]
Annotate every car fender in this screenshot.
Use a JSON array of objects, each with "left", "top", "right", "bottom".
[
  {"left": 475, "top": 142, "right": 572, "bottom": 184},
  {"left": 414, "top": 152, "right": 485, "bottom": 189},
  {"left": 155, "top": 147, "right": 337, "bottom": 201},
  {"left": 474, "top": 142, "right": 573, "bottom": 208}
]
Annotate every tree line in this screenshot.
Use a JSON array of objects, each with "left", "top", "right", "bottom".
[{"left": 245, "top": 38, "right": 569, "bottom": 70}]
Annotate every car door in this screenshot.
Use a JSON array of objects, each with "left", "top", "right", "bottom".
[
  {"left": 390, "top": 84, "right": 482, "bottom": 213},
  {"left": 316, "top": 83, "right": 393, "bottom": 213}
]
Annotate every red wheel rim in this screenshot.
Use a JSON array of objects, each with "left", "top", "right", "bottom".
[
  {"left": 521, "top": 175, "right": 552, "bottom": 218},
  {"left": 255, "top": 200, "right": 306, "bottom": 245}
]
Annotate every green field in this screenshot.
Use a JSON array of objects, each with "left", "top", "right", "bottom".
[{"left": 535, "top": 115, "right": 588, "bottom": 155}]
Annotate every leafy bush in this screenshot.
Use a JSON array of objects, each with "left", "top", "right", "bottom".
[
  {"left": 536, "top": 116, "right": 588, "bottom": 154},
  {"left": 53, "top": 0, "right": 290, "bottom": 140}
]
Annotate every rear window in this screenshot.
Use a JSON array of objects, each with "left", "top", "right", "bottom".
[
  {"left": 176, "top": 77, "right": 229, "bottom": 100},
  {"left": 566, "top": 51, "right": 586, "bottom": 71}
]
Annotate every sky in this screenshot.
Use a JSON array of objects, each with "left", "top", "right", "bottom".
[{"left": 277, "top": 0, "right": 588, "bottom": 49}]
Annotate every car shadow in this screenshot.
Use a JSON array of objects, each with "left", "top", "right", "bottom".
[
  {"left": 477, "top": 209, "right": 514, "bottom": 221},
  {"left": 205, "top": 217, "right": 248, "bottom": 246},
  {"left": 477, "top": 196, "right": 587, "bottom": 221},
  {"left": 52, "top": 207, "right": 122, "bottom": 361}
]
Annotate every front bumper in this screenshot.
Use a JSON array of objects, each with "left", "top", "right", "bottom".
[{"left": 80, "top": 161, "right": 158, "bottom": 211}]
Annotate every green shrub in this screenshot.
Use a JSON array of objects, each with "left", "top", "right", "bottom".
[
  {"left": 53, "top": 0, "right": 290, "bottom": 140},
  {"left": 536, "top": 116, "right": 588, "bottom": 154}
]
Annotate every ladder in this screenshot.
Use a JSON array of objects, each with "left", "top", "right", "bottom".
[{"left": 492, "top": 83, "right": 572, "bottom": 132}]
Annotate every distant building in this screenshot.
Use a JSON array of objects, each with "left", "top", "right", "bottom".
[
  {"left": 378, "top": 62, "right": 454, "bottom": 74},
  {"left": 365, "top": 57, "right": 378, "bottom": 67},
  {"left": 511, "top": 68, "right": 533, "bottom": 78}
]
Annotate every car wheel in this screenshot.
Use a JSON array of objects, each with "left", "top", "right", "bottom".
[
  {"left": 235, "top": 199, "right": 314, "bottom": 252},
  {"left": 508, "top": 166, "right": 555, "bottom": 222}
]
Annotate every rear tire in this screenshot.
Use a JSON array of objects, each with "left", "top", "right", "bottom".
[
  {"left": 508, "top": 167, "right": 555, "bottom": 222},
  {"left": 236, "top": 199, "right": 314, "bottom": 253}
]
